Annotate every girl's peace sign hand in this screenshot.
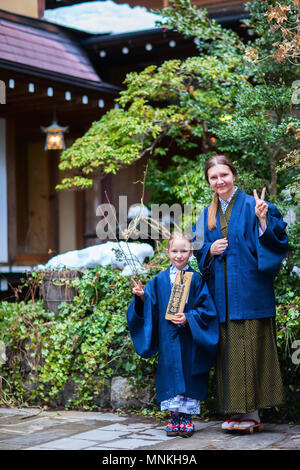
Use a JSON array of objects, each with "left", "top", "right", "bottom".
[
  {"left": 131, "top": 278, "right": 145, "bottom": 301},
  {"left": 253, "top": 188, "right": 268, "bottom": 230}
]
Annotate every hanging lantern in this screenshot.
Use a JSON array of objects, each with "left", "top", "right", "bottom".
[{"left": 41, "top": 107, "right": 69, "bottom": 150}]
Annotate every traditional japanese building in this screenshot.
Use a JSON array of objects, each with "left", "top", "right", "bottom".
[
  {"left": 0, "top": 0, "right": 251, "bottom": 297},
  {"left": 0, "top": 1, "right": 120, "bottom": 296}
]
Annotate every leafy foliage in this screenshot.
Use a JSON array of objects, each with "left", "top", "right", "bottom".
[
  {"left": 0, "top": 267, "right": 159, "bottom": 410},
  {"left": 56, "top": 0, "right": 298, "bottom": 201},
  {"left": 154, "top": 0, "right": 245, "bottom": 59},
  {"left": 245, "top": 0, "right": 300, "bottom": 65}
]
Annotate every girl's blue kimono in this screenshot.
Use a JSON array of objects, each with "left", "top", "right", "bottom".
[
  {"left": 127, "top": 267, "right": 219, "bottom": 403},
  {"left": 193, "top": 188, "right": 288, "bottom": 323}
]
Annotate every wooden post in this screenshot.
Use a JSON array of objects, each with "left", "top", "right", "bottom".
[
  {"left": 47, "top": 149, "right": 60, "bottom": 254},
  {"left": 38, "top": 0, "right": 45, "bottom": 19},
  {"left": 0, "top": 118, "right": 8, "bottom": 263},
  {"left": 75, "top": 191, "right": 84, "bottom": 250},
  {"left": 6, "top": 119, "right": 17, "bottom": 265}
]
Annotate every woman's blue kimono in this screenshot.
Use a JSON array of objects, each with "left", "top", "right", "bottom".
[
  {"left": 127, "top": 267, "right": 219, "bottom": 403},
  {"left": 192, "top": 188, "right": 288, "bottom": 323}
]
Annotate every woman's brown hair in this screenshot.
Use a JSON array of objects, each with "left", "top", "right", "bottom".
[{"left": 204, "top": 155, "right": 237, "bottom": 231}]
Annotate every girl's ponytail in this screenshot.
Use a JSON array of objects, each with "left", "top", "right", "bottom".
[{"left": 208, "top": 192, "right": 218, "bottom": 231}]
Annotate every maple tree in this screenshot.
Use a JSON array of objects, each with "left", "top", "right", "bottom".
[
  {"left": 56, "top": 0, "right": 299, "bottom": 201},
  {"left": 265, "top": 0, "right": 299, "bottom": 64},
  {"left": 245, "top": 1, "right": 299, "bottom": 64}
]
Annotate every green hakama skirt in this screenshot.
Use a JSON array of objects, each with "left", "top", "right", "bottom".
[{"left": 215, "top": 316, "right": 285, "bottom": 414}]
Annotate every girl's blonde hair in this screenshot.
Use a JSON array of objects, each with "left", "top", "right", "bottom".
[
  {"left": 204, "top": 155, "right": 237, "bottom": 231},
  {"left": 167, "top": 232, "right": 193, "bottom": 250}
]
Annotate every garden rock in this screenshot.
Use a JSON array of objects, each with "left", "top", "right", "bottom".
[{"left": 110, "top": 376, "right": 151, "bottom": 409}]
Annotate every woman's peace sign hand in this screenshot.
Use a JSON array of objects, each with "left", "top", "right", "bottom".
[
  {"left": 131, "top": 278, "right": 145, "bottom": 301},
  {"left": 253, "top": 188, "right": 268, "bottom": 230}
]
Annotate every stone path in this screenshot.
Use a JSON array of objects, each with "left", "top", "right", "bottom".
[{"left": 0, "top": 407, "right": 298, "bottom": 451}]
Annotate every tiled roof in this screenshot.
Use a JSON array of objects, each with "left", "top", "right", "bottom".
[{"left": 0, "top": 14, "right": 101, "bottom": 83}]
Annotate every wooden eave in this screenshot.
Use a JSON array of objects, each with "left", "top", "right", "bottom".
[
  {"left": 0, "top": 9, "right": 118, "bottom": 94},
  {"left": 0, "top": 57, "right": 119, "bottom": 93}
]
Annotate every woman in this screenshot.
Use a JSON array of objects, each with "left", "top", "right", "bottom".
[{"left": 193, "top": 155, "right": 288, "bottom": 433}]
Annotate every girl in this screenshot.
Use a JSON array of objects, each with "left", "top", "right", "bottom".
[
  {"left": 193, "top": 155, "right": 288, "bottom": 433},
  {"left": 127, "top": 232, "right": 219, "bottom": 437}
]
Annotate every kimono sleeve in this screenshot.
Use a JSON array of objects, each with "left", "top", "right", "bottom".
[
  {"left": 185, "top": 277, "right": 219, "bottom": 369},
  {"left": 126, "top": 281, "right": 159, "bottom": 359},
  {"left": 194, "top": 242, "right": 213, "bottom": 280},
  {"left": 256, "top": 203, "right": 288, "bottom": 277}
]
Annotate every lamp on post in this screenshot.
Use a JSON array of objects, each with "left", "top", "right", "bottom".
[{"left": 41, "top": 106, "right": 69, "bottom": 151}]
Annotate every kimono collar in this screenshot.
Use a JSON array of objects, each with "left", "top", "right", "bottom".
[
  {"left": 170, "top": 264, "right": 190, "bottom": 274},
  {"left": 218, "top": 186, "right": 238, "bottom": 214},
  {"left": 170, "top": 264, "right": 190, "bottom": 285}
]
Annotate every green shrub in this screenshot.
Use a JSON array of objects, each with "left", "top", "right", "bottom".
[{"left": 0, "top": 266, "right": 159, "bottom": 410}]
